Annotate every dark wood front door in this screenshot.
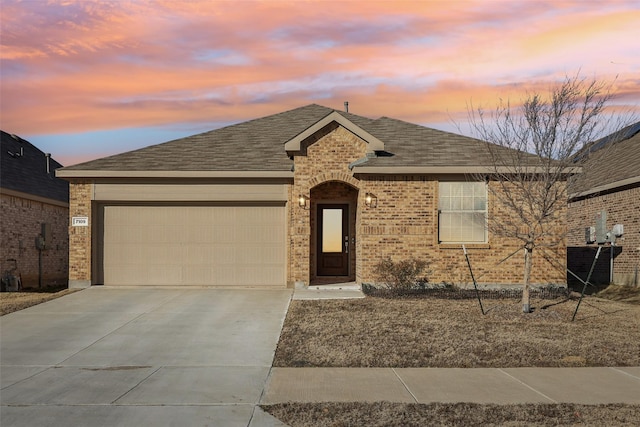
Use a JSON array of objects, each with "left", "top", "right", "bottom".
[{"left": 317, "top": 204, "right": 349, "bottom": 276}]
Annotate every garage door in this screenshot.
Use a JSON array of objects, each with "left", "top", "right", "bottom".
[{"left": 102, "top": 205, "right": 286, "bottom": 287}]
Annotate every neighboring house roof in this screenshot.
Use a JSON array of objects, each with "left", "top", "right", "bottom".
[
  {"left": 1, "top": 130, "right": 69, "bottom": 204},
  {"left": 58, "top": 104, "right": 544, "bottom": 178},
  {"left": 569, "top": 121, "right": 640, "bottom": 199}
]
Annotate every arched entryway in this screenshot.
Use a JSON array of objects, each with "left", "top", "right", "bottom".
[{"left": 310, "top": 181, "right": 358, "bottom": 285}]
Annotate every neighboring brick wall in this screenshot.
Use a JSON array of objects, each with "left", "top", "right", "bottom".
[
  {"left": 67, "top": 180, "right": 93, "bottom": 288},
  {"left": 567, "top": 184, "right": 640, "bottom": 286},
  {"left": 0, "top": 193, "right": 68, "bottom": 288}
]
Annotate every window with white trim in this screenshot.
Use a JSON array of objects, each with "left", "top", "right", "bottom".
[{"left": 438, "top": 182, "right": 487, "bottom": 243}]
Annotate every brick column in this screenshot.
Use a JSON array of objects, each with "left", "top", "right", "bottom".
[{"left": 68, "top": 180, "right": 93, "bottom": 288}]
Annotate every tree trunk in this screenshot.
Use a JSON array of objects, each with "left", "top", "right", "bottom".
[{"left": 522, "top": 246, "right": 533, "bottom": 313}]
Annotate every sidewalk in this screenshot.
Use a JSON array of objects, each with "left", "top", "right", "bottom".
[
  {"left": 261, "top": 367, "right": 640, "bottom": 405},
  {"left": 280, "top": 285, "right": 640, "bottom": 406}
]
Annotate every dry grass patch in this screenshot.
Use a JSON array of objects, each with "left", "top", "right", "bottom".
[
  {"left": 0, "top": 287, "right": 79, "bottom": 315},
  {"left": 273, "top": 296, "right": 640, "bottom": 367},
  {"left": 262, "top": 402, "right": 640, "bottom": 427},
  {"left": 596, "top": 284, "right": 640, "bottom": 304}
]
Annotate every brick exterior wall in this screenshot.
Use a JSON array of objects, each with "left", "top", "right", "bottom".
[
  {"left": 67, "top": 181, "right": 93, "bottom": 288},
  {"left": 290, "top": 125, "right": 567, "bottom": 287},
  {"left": 0, "top": 193, "right": 68, "bottom": 288},
  {"left": 567, "top": 185, "right": 640, "bottom": 286},
  {"left": 356, "top": 176, "right": 566, "bottom": 286},
  {"left": 290, "top": 124, "right": 367, "bottom": 285},
  {"left": 65, "top": 124, "right": 568, "bottom": 289}
]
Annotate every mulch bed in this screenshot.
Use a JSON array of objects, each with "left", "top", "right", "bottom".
[{"left": 362, "top": 283, "right": 570, "bottom": 300}]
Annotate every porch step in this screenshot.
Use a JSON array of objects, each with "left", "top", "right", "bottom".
[{"left": 293, "top": 282, "right": 365, "bottom": 300}]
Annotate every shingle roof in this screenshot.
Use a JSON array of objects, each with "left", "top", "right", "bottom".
[
  {"left": 0, "top": 131, "right": 69, "bottom": 203},
  {"left": 58, "top": 103, "right": 540, "bottom": 174},
  {"left": 63, "top": 104, "right": 334, "bottom": 172},
  {"left": 569, "top": 122, "right": 640, "bottom": 196},
  {"left": 357, "top": 117, "right": 539, "bottom": 168}
]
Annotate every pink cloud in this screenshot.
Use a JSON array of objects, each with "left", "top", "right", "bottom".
[{"left": 1, "top": 0, "right": 638, "bottom": 139}]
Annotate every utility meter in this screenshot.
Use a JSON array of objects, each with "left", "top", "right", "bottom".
[{"left": 612, "top": 224, "right": 624, "bottom": 237}]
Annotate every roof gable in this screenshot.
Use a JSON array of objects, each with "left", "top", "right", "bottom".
[{"left": 284, "top": 111, "right": 385, "bottom": 153}]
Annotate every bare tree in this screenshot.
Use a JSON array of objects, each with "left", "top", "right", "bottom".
[{"left": 467, "top": 74, "right": 626, "bottom": 313}]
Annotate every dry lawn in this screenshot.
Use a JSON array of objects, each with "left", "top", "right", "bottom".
[
  {"left": 0, "top": 288, "right": 78, "bottom": 315},
  {"left": 262, "top": 402, "right": 640, "bottom": 427},
  {"left": 596, "top": 284, "right": 640, "bottom": 304},
  {"left": 274, "top": 295, "right": 640, "bottom": 367}
]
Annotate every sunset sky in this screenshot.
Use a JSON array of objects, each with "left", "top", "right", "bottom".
[{"left": 1, "top": 0, "right": 639, "bottom": 166}]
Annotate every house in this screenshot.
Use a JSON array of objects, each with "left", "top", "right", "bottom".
[
  {"left": 1, "top": 131, "right": 69, "bottom": 288},
  {"left": 57, "top": 104, "right": 567, "bottom": 289},
  {"left": 567, "top": 122, "right": 640, "bottom": 286}
]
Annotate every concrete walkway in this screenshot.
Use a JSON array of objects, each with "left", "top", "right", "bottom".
[
  {"left": 261, "top": 367, "right": 640, "bottom": 405},
  {"left": 1, "top": 287, "right": 292, "bottom": 427},
  {"left": 3, "top": 286, "right": 639, "bottom": 426},
  {"left": 292, "top": 282, "right": 365, "bottom": 300}
]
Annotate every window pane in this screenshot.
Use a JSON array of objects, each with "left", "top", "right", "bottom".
[
  {"left": 440, "top": 195, "right": 450, "bottom": 210},
  {"left": 322, "top": 209, "right": 343, "bottom": 253},
  {"left": 461, "top": 182, "right": 474, "bottom": 196},
  {"left": 462, "top": 195, "right": 473, "bottom": 210},
  {"left": 438, "top": 182, "right": 487, "bottom": 243},
  {"left": 451, "top": 196, "right": 462, "bottom": 210}
]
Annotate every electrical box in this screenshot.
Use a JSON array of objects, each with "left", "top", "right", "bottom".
[
  {"left": 585, "top": 226, "right": 596, "bottom": 244},
  {"left": 595, "top": 210, "right": 607, "bottom": 244},
  {"left": 613, "top": 224, "right": 624, "bottom": 237},
  {"left": 35, "top": 235, "right": 46, "bottom": 250},
  {"left": 41, "top": 223, "right": 51, "bottom": 242}
]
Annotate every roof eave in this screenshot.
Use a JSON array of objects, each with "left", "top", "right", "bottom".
[
  {"left": 569, "top": 175, "right": 640, "bottom": 200},
  {"left": 56, "top": 170, "right": 294, "bottom": 179},
  {"left": 352, "top": 166, "right": 582, "bottom": 174},
  {"left": 0, "top": 187, "right": 69, "bottom": 207}
]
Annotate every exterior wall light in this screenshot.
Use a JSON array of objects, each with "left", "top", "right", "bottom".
[
  {"left": 365, "top": 193, "right": 377, "bottom": 208},
  {"left": 298, "top": 194, "right": 310, "bottom": 209}
]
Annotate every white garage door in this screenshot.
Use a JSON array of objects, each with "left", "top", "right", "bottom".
[{"left": 102, "top": 205, "right": 286, "bottom": 287}]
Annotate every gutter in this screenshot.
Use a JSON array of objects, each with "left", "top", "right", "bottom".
[
  {"left": 56, "top": 170, "right": 295, "bottom": 179},
  {"left": 569, "top": 175, "right": 640, "bottom": 200},
  {"left": 351, "top": 166, "right": 582, "bottom": 174}
]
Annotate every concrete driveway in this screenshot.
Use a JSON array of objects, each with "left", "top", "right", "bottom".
[{"left": 1, "top": 287, "right": 292, "bottom": 426}]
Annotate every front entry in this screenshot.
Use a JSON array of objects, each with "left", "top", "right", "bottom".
[{"left": 317, "top": 204, "right": 349, "bottom": 276}]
